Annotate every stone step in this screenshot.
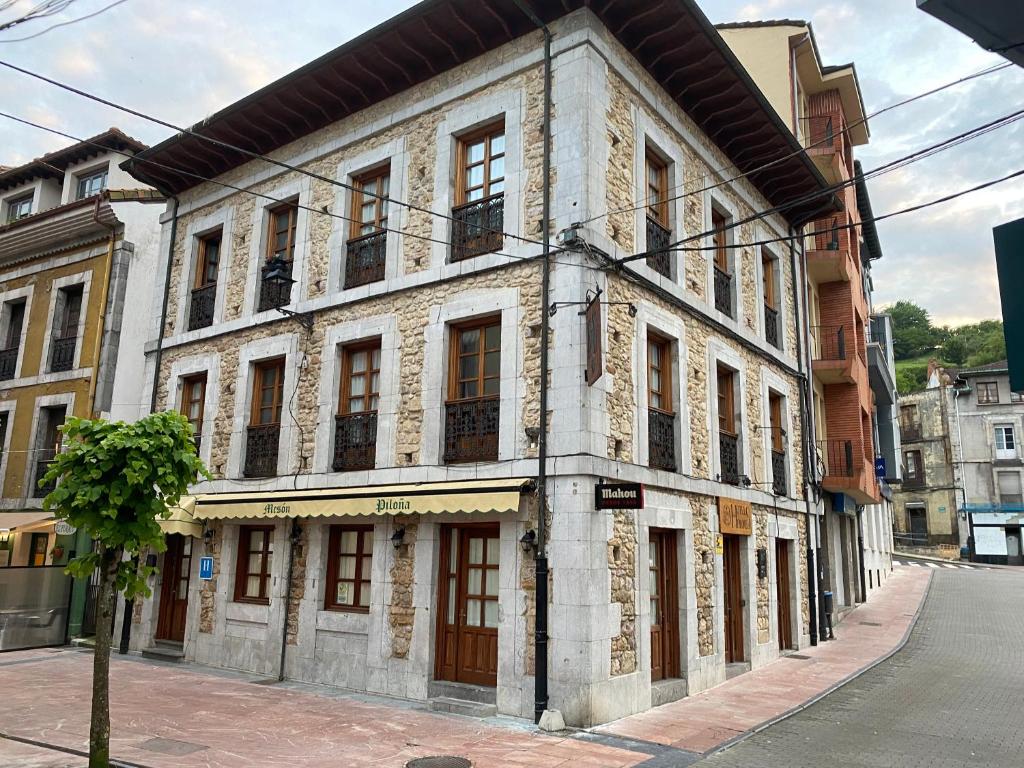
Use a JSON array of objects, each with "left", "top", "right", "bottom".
[
  {"left": 141, "top": 642, "right": 184, "bottom": 662},
  {"left": 427, "top": 697, "right": 498, "bottom": 718},
  {"left": 427, "top": 680, "right": 497, "bottom": 704}
]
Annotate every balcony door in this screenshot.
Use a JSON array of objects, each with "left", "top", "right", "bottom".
[
  {"left": 649, "top": 529, "right": 680, "bottom": 681},
  {"left": 155, "top": 534, "right": 192, "bottom": 643},
  {"left": 444, "top": 320, "right": 500, "bottom": 463}
]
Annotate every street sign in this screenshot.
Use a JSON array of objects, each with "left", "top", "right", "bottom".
[
  {"left": 54, "top": 521, "right": 77, "bottom": 536},
  {"left": 874, "top": 456, "right": 886, "bottom": 478},
  {"left": 594, "top": 482, "right": 644, "bottom": 509},
  {"left": 199, "top": 556, "right": 214, "bottom": 580}
]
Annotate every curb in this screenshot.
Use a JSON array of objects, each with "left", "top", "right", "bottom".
[
  {"left": 704, "top": 569, "right": 935, "bottom": 758},
  {"left": 0, "top": 731, "right": 155, "bottom": 768}
]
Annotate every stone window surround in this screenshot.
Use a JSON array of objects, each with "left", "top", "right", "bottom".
[
  {"left": 173, "top": 207, "right": 235, "bottom": 334},
  {"left": 226, "top": 333, "right": 302, "bottom": 480},
  {"left": 429, "top": 86, "right": 525, "bottom": 268},
  {"left": 313, "top": 315, "right": 400, "bottom": 475},
  {"left": 165, "top": 352, "right": 221, "bottom": 468},
  {"left": 308, "top": 520, "right": 385, "bottom": 629},
  {"left": 327, "top": 138, "right": 409, "bottom": 291},
  {"left": 0, "top": 284, "right": 34, "bottom": 378},
  {"left": 704, "top": 191, "right": 739, "bottom": 321},
  {"left": 22, "top": 391, "right": 75, "bottom": 501},
  {"left": 223, "top": 519, "right": 289, "bottom": 622},
  {"left": 0, "top": 399, "right": 17, "bottom": 498},
  {"left": 755, "top": 237, "right": 786, "bottom": 351},
  {"left": 420, "top": 287, "right": 524, "bottom": 465},
  {"left": 241, "top": 177, "right": 313, "bottom": 319},
  {"left": 632, "top": 116, "right": 686, "bottom": 286},
  {"left": 39, "top": 270, "right": 92, "bottom": 375},
  {"left": 632, "top": 302, "right": 692, "bottom": 474},
  {"left": 759, "top": 369, "right": 796, "bottom": 498},
  {"left": 707, "top": 340, "right": 750, "bottom": 485},
  {"left": 989, "top": 416, "right": 1022, "bottom": 459}
]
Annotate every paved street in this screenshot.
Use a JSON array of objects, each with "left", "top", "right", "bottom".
[{"left": 700, "top": 567, "right": 1024, "bottom": 768}]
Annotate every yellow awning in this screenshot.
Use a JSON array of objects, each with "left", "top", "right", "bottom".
[
  {"left": 159, "top": 496, "right": 203, "bottom": 537},
  {"left": 0, "top": 511, "right": 53, "bottom": 530},
  {"left": 193, "top": 478, "right": 535, "bottom": 521}
]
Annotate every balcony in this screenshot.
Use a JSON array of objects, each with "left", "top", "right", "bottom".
[
  {"left": 902, "top": 473, "right": 926, "bottom": 489},
  {"left": 867, "top": 318, "right": 897, "bottom": 406},
  {"left": 714, "top": 266, "right": 732, "bottom": 317},
  {"left": 345, "top": 231, "right": 386, "bottom": 289},
  {"left": 443, "top": 397, "right": 499, "bottom": 463},
  {"left": 900, "top": 423, "right": 923, "bottom": 442},
  {"left": 806, "top": 218, "right": 855, "bottom": 284},
  {"left": 648, "top": 409, "right": 676, "bottom": 472},
  {"left": 188, "top": 284, "right": 216, "bottom": 331},
  {"left": 333, "top": 412, "right": 377, "bottom": 471},
  {"left": 50, "top": 336, "right": 76, "bottom": 373},
  {"left": 764, "top": 304, "right": 780, "bottom": 350},
  {"left": 451, "top": 194, "right": 503, "bottom": 262},
  {"left": 257, "top": 260, "right": 293, "bottom": 312},
  {"left": 35, "top": 457, "right": 56, "bottom": 496},
  {"left": 719, "top": 431, "right": 740, "bottom": 485},
  {"left": 810, "top": 325, "right": 857, "bottom": 384},
  {"left": 645, "top": 216, "right": 671, "bottom": 278},
  {"left": 798, "top": 115, "right": 845, "bottom": 184},
  {"left": 819, "top": 438, "right": 879, "bottom": 503},
  {"left": 244, "top": 423, "right": 280, "bottom": 477},
  {"left": 771, "top": 450, "right": 787, "bottom": 496},
  {"left": 0, "top": 347, "right": 17, "bottom": 380}
]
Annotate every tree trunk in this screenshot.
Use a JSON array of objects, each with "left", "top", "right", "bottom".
[{"left": 90, "top": 545, "right": 121, "bottom": 768}]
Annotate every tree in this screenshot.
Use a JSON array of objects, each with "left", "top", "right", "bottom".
[
  {"left": 887, "top": 300, "right": 940, "bottom": 360},
  {"left": 42, "top": 413, "right": 208, "bottom": 768}
]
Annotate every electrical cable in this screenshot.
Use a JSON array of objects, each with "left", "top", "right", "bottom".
[{"left": 0, "top": 0, "right": 129, "bottom": 41}]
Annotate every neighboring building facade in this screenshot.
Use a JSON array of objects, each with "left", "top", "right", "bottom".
[
  {"left": 119, "top": 1, "right": 839, "bottom": 727},
  {"left": 0, "top": 129, "right": 163, "bottom": 640}
]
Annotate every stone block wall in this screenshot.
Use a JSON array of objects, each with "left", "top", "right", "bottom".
[{"left": 608, "top": 509, "right": 638, "bottom": 676}]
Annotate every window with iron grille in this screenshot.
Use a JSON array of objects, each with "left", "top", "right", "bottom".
[
  {"left": 50, "top": 285, "right": 82, "bottom": 373},
  {"left": 644, "top": 148, "right": 671, "bottom": 277},
  {"left": 189, "top": 231, "right": 221, "bottom": 330},
  {"left": 34, "top": 405, "right": 66, "bottom": 496},
  {"left": 648, "top": 332, "right": 676, "bottom": 471},
  {"left": 717, "top": 364, "right": 740, "bottom": 484},
  {"left": 769, "top": 392, "right": 786, "bottom": 495},
  {"left": 762, "top": 247, "right": 781, "bottom": 350},
  {"left": 0, "top": 300, "right": 25, "bottom": 381},
  {"left": 245, "top": 358, "right": 285, "bottom": 477},
  {"left": 452, "top": 122, "right": 505, "bottom": 261},
  {"left": 445, "top": 318, "right": 500, "bottom": 463},
  {"left": 258, "top": 201, "right": 298, "bottom": 311},
  {"left": 711, "top": 208, "right": 732, "bottom": 316},
  {"left": 977, "top": 381, "right": 999, "bottom": 404},
  {"left": 234, "top": 525, "right": 274, "bottom": 603},
  {"left": 180, "top": 373, "right": 207, "bottom": 451},
  {"left": 346, "top": 166, "right": 389, "bottom": 288},
  {"left": 334, "top": 341, "right": 380, "bottom": 471},
  {"left": 325, "top": 525, "right": 373, "bottom": 611}
]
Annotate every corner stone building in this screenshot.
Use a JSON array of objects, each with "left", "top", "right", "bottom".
[{"left": 122, "top": 1, "right": 835, "bottom": 726}]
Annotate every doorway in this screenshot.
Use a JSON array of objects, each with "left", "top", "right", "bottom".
[
  {"left": 649, "top": 529, "right": 680, "bottom": 681},
  {"left": 775, "top": 539, "right": 793, "bottom": 650},
  {"left": 908, "top": 505, "right": 928, "bottom": 544},
  {"left": 1006, "top": 528, "right": 1022, "bottom": 566},
  {"left": 155, "top": 534, "right": 192, "bottom": 642},
  {"left": 722, "top": 534, "right": 744, "bottom": 663},
  {"left": 435, "top": 524, "right": 500, "bottom": 687}
]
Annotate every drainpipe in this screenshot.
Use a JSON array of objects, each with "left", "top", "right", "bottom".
[
  {"left": 278, "top": 519, "right": 300, "bottom": 681},
  {"left": 952, "top": 386, "right": 968, "bottom": 544},
  {"left": 789, "top": 228, "right": 817, "bottom": 646},
  {"left": 512, "top": 0, "right": 551, "bottom": 723},
  {"left": 88, "top": 194, "right": 117, "bottom": 417},
  {"left": 856, "top": 506, "right": 867, "bottom": 602}
]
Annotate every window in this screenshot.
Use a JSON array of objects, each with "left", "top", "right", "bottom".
[
  {"left": 189, "top": 232, "right": 221, "bottom": 330},
  {"left": 234, "top": 525, "right": 274, "bottom": 603},
  {"left": 258, "top": 202, "right": 298, "bottom": 311},
  {"left": 29, "top": 532, "right": 49, "bottom": 567},
  {"left": 769, "top": 392, "right": 786, "bottom": 495},
  {"left": 995, "top": 424, "right": 1017, "bottom": 460},
  {"left": 244, "top": 358, "right": 285, "bottom": 478},
  {"left": 325, "top": 525, "right": 373, "bottom": 611},
  {"left": 180, "top": 373, "right": 207, "bottom": 449},
  {"left": 904, "top": 449, "right": 924, "bottom": 483},
  {"left": 76, "top": 167, "right": 108, "bottom": 199},
  {"left": 647, "top": 333, "right": 676, "bottom": 472},
  {"left": 645, "top": 151, "right": 668, "bottom": 228},
  {"left": 50, "top": 285, "right": 83, "bottom": 373},
  {"left": 34, "top": 406, "right": 66, "bottom": 496},
  {"left": 6, "top": 194, "right": 32, "bottom": 223},
  {"left": 1011, "top": 391, "right": 1023, "bottom": 403},
  {"left": 711, "top": 208, "right": 728, "bottom": 273},
  {"left": 452, "top": 123, "right": 505, "bottom": 262},
  {"left": 899, "top": 404, "right": 920, "bottom": 434},
  {"left": 57, "top": 285, "right": 83, "bottom": 339},
  {"left": 977, "top": 381, "right": 999, "bottom": 404},
  {"left": 334, "top": 342, "right": 381, "bottom": 471},
  {"left": 444, "top": 319, "right": 501, "bottom": 463},
  {"left": 345, "top": 167, "right": 390, "bottom": 288},
  {"left": 0, "top": 300, "right": 25, "bottom": 381},
  {"left": 997, "top": 472, "right": 1022, "bottom": 504},
  {"left": 717, "top": 364, "right": 740, "bottom": 485},
  {"left": 762, "top": 248, "right": 780, "bottom": 349}
]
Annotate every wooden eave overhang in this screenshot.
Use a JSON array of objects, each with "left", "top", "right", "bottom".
[
  {"left": 123, "top": 0, "right": 837, "bottom": 227},
  {"left": 0, "top": 128, "right": 147, "bottom": 193}
]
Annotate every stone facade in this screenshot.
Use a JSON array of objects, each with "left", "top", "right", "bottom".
[
  {"left": 608, "top": 510, "right": 638, "bottom": 676},
  {"left": 691, "top": 497, "right": 715, "bottom": 657},
  {"left": 388, "top": 518, "right": 417, "bottom": 659}
]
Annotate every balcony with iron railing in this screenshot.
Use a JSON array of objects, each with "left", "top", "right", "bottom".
[
  {"left": 648, "top": 409, "right": 676, "bottom": 472},
  {"left": 764, "top": 304, "right": 780, "bottom": 350},
  {"left": 902, "top": 472, "right": 926, "bottom": 490},
  {"left": 345, "top": 230, "right": 387, "bottom": 289},
  {"left": 188, "top": 284, "right": 216, "bottom": 331},
  {"left": 714, "top": 266, "right": 732, "bottom": 317},
  {"left": 806, "top": 216, "right": 855, "bottom": 284},
  {"left": 443, "top": 397, "right": 499, "bottom": 463},
  {"left": 257, "top": 260, "right": 293, "bottom": 312},
  {"left": 771, "top": 450, "right": 787, "bottom": 496},
  {"left": 34, "top": 455, "right": 57, "bottom": 497},
  {"left": 451, "top": 194, "right": 503, "bottom": 262},
  {"left": 810, "top": 324, "right": 859, "bottom": 384},
  {"left": 866, "top": 317, "right": 897, "bottom": 406},
  {"left": 333, "top": 411, "right": 377, "bottom": 471},
  {"left": 50, "top": 336, "right": 76, "bottom": 373},
  {"left": 719, "top": 431, "right": 740, "bottom": 485},
  {"left": 645, "top": 216, "right": 671, "bottom": 279},
  {"left": 900, "top": 422, "right": 923, "bottom": 442},
  {"left": 244, "top": 423, "right": 281, "bottom": 477},
  {"left": 798, "top": 114, "right": 846, "bottom": 183},
  {"left": 0, "top": 346, "right": 17, "bottom": 380}
]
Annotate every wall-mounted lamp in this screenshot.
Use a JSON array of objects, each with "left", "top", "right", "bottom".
[
  {"left": 203, "top": 526, "right": 215, "bottom": 546},
  {"left": 520, "top": 529, "right": 537, "bottom": 554},
  {"left": 263, "top": 254, "right": 314, "bottom": 332},
  {"left": 391, "top": 527, "right": 406, "bottom": 550}
]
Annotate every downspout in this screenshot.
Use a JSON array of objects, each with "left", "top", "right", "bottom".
[
  {"left": 856, "top": 506, "right": 867, "bottom": 602},
  {"left": 511, "top": 0, "right": 551, "bottom": 723},
  {"left": 952, "top": 386, "right": 968, "bottom": 546},
  {"left": 88, "top": 194, "right": 117, "bottom": 417},
  {"left": 789, "top": 228, "right": 817, "bottom": 646}
]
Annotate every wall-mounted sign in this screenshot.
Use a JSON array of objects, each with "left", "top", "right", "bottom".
[
  {"left": 595, "top": 482, "right": 644, "bottom": 510},
  {"left": 718, "top": 497, "right": 752, "bottom": 536},
  {"left": 874, "top": 456, "right": 886, "bottom": 478},
  {"left": 585, "top": 293, "right": 603, "bottom": 386},
  {"left": 715, "top": 534, "right": 724, "bottom": 556},
  {"left": 54, "top": 521, "right": 77, "bottom": 536},
  {"left": 198, "top": 556, "right": 214, "bottom": 581}
]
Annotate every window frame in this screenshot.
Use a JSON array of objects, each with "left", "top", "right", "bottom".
[
  {"left": 180, "top": 372, "right": 207, "bottom": 442},
  {"left": 265, "top": 201, "right": 299, "bottom": 263},
  {"left": 447, "top": 317, "right": 501, "bottom": 403},
  {"left": 995, "top": 424, "right": 1017, "bottom": 457},
  {"left": 349, "top": 165, "right": 390, "bottom": 240},
  {"left": 904, "top": 449, "right": 923, "bottom": 480},
  {"left": 456, "top": 122, "right": 506, "bottom": 206},
  {"left": 4, "top": 300, "right": 25, "bottom": 351},
  {"left": 75, "top": 167, "right": 108, "bottom": 200},
  {"left": 324, "top": 524, "right": 374, "bottom": 612},
  {"left": 195, "top": 230, "right": 222, "bottom": 289},
  {"left": 233, "top": 525, "right": 274, "bottom": 604},
  {"left": 769, "top": 392, "right": 785, "bottom": 453},
  {"left": 977, "top": 381, "right": 1000, "bottom": 404},
  {"left": 647, "top": 332, "right": 673, "bottom": 415},
  {"left": 645, "top": 149, "right": 669, "bottom": 228},
  {"left": 761, "top": 247, "right": 777, "bottom": 309},
  {"left": 6, "top": 193, "right": 33, "bottom": 223},
  {"left": 711, "top": 207, "right": 729, "bottom": 272},
  {"left": 250, "top": 358, "right": 286, "bottom": 427},
  {"left": 339, "top": 340, "right": 382, "bottom": 416},
  {"left": 997, "top": 471, "right": 1023, "bottom": 504},
  {"left": 717, "top": 365, "right": 736, "bottom": 436},
  {"left": 58, "top": 285, "right": 83, "bottom": 340}
]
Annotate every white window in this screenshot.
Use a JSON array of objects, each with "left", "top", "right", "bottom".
[
  {"left": 995, "top": 424, "right": 1017, "bottom": 460},
  {"left": 76, "top": 168, "right": 108, "bottom": 199},
  {"left": 6, "top": 194, "right": 33, "bottom": 223},
  {"left": 997, "top": 471, "right": 1022, "bottom": 504}
]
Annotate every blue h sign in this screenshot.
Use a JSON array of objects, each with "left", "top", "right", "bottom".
[
  {"left": 198, "top": 556, "right": 214, "bottom": 581},
  {"left": 874, "top": 456, "right": 886, "bottom": 478}
]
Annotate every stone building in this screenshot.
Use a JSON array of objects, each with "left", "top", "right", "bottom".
[{"left": 118, "top": 1, "right": 842, "bottom": 726}]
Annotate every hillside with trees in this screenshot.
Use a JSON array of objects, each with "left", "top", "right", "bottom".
[{"left": 885, "top": 300, "right": 1006, "bottom": 394}]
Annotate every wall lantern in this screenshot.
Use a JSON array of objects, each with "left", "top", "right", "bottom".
[
  {"left": 391, "top": 527, "right": 406, "bottom": 550},
  {"left": 262, "top": 254, "right": 314, "bottom": 332},
  {"left": 520, "top": 529, "right": 537, "bottom": 554}
]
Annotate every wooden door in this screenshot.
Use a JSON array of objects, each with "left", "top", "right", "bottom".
[
  {"left": 435, "top": 524, "right": 500, "bottom": 687},
  {"left": 156, "top": 534, "right": 192, "bottom": 642},
  {"left": 775, "top": 539, "right": 793, "bottom": 650},
  {"left": 649, "top": 529, "right": 680, "bottom": 681},
  {"left": 722, "top": 535, "right": 744, "bottom": 663}
]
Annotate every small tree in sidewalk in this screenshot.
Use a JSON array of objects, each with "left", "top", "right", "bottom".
[{"left": 41, "top": 412, "right": 209, "bottom": 768}]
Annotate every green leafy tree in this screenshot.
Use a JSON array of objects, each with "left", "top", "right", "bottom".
[
  {"left": 896, "top": 363, "right": 929, "bottom": 394},
  {"left": 41, "top": 412, "right": 208, "bottom": 768},
  {"left": 888, "top": 300, "right": 940, "bottom": 360}
]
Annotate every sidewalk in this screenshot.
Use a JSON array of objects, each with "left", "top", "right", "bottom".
[
  {"left": 595, "top": 565, "right": 932, "bottom": 754},
  {"left": 0, "top": 566, "right": 930, "bottom": 768}
]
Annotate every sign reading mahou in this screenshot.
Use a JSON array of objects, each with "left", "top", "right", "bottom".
[{"left": 595, "top": 482, "right": 644, "bottom": 510}]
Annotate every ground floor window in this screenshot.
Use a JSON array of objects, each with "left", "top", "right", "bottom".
[
  {"left": 325, "top": 525, "right": 373, "bottom": 611},
  {"left": 234, "top": 525, "right": 274, "bottom": 604}
]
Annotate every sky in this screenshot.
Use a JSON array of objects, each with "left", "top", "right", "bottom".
[{"left": 1, "top": 0, "right": 1021, "bottom": 327}]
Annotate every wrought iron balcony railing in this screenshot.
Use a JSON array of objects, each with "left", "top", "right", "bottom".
[
  {"left": 648, "top": 409, "right": 676, "bottom": 472},
  {"left": 443, "top": 397, "right": 499, "bottom": 463},
  {"left": 345, "top": 230, "right": 387, "bottom": 289},
  {"left": 799, "top": 115, "right": 835, "bottom": 151},
  {"left": 333, "top": 411, "right": 377, "bottom": 471},
  {"left": 451, "top": 194, "right": 504, "bottom": 262},
  {"left": 50, "top": 336, "right": 76, "bottom": 373},
  {"left": 719, "top": 431, "right": 740, "bottom": 485},
  {"left": 188, "top": 284, "right": 216, "bottom": 331},
  {"left": 771, "top": 450, "right": 787, "bottom": 496},
  {"left": 900, "top": 423, "right": 922, "bottom": 442},
  {"left": 645, "top": 216, "right": 671, "bottom": 278},
  {"left": 244, "top": 423, "right": 281, "bottom": 478},
  {"left": 714, "top": 266, "right": 732, "bottom": 317},
  {"left": 764, "top": 304, "right": 780, "bottom": 350},
  {"left": 257, "top": 260, "right": 293, "bottom": 312},
  {"left": 812, "top": 217, "right": 841, "bottom": 251},
  {"left": 810, "top": 325, "right": 846, "bottom": 361},
  {"left": 0, "top": 347, "right": 17, "bottom": 380},
  {"left": 819, "top": 439, "right": 854, "bottom": 478},
  {"left": 35, "top": 457, "right": 57, "bottom": 496},
  {"left": 902, "top": 473, "right": 926, "bottom": 489}
]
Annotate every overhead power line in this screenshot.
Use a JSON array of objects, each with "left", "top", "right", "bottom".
[
  {"left": 0, "top": 0, "right": 129, "bottom": 42},
  {"left": 0, "top": 0, "right": 74, "bottom": 33}
]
